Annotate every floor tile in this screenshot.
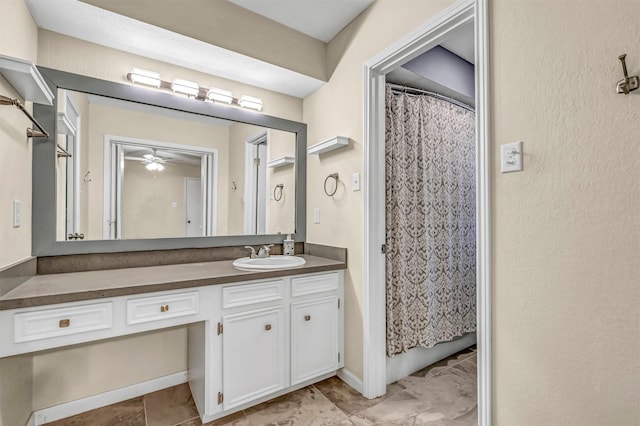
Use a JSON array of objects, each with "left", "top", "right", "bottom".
[
  {"left": 313, "top": 376, "right": 404, "bottom": 416},
  {"left": 175, "top": 409, "right": 252, "bottom": 426},
  {"left": 244, "top": 385, "right": 351, "bottom": 426},
  {"left": 409, "top": 347, "right": 476, "bottom": 380},
  {"left": 45, "top": 397, "right": 146, "bottom": 426},
  {"left": 396, "top": 370, "right": 476, "bottom": 422},
  {"left": 144, "top": 382, "right": 200, "bottom": 426}
]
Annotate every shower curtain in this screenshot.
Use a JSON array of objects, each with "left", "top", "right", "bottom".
[{"left": 385, "top": 85, "right": 476, "bottom": 356}]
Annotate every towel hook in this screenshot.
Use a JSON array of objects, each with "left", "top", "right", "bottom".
[
  {"left": 616, "top": 54, "right": 639, "bottom": 94},
  {"left": 324, "top": 173, "right": 339, "bottom": 197}
]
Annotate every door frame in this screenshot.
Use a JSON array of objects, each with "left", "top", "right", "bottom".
[
  {"left": 243, "top": 130, "right": 268, "bottom": 234},
  {"left": 362, "top": 0, "right": 491, "bottom": 425},
  {"left": 103, "top": 134, "right": 218, "bottom": 239}
]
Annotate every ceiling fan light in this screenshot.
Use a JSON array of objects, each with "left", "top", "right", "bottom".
[
  {"left": 207, "top": 87, "right": 233, "bottom": 104},
  {"left": 145, "top": 161, "right": 164, "bottom": 171},
  {"left": 171, "top": 78, "right": 200, "bottom": 96},
  {"left": 238, "top": 95, "right": 263, "bottom": 111},
  {"left": 129, "top": 68, "right": 161, "bottom": 88}
]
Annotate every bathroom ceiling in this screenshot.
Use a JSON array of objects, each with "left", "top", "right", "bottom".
[
  {"left": 25, "top": 0, "right": 375, "bottom": 98},
  {"left": 228, "top": 0, "right": 375, "bottom": 43}
]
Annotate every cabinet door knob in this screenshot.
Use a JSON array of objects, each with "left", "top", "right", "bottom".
[
  {"left": 59, "top": 319, "right": 70, "bottom": 328},
  {"left": 304, "top": 315, "right": 311, "bottom": 321},
  {"left": 265, "top": 324, "right": 272, "bottom": 331},
  {"left": 160, "top": 304, "right": 169, "bottom": 312}
]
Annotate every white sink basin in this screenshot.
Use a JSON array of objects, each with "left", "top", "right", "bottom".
[{"left": 232, "top": 255, "right": 306, "bottom": 271}]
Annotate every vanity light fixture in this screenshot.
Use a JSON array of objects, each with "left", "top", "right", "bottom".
[
  {"left": 127, "top": 66, "right": 264, "bottom": 110},
  {"left": 238, "top": 95, "right": 263, "bottom": 111},
  {"left": 129, "top": 68, "right": 162, "bottom": 88},
  {"left": 207, "top": 87, "right": 233, "bottom": 104},
  {"left": 171, "top": 78, "right": 199, "bottom": 96}
]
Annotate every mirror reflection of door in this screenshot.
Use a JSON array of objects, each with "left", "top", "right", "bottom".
[
  {"left": 185, "top": 177, "right": 203, "bottom": 237},
  {"left": 104, "top": 136, "right": 217, "bottom": 240},
  {"left": 56, "top": 90, "right": 82, "bottom": 241},
  {"left": 244, "top": 130, "right": 268, "bottom": 234}
]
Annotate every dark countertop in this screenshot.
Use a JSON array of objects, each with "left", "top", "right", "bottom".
[{"left": 0, "top": 255, "right": 345, "bottom": 310}]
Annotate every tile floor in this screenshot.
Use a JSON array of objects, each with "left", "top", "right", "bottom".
[{"left": 46, "top": 346, "right": 476, "bottom": 426}]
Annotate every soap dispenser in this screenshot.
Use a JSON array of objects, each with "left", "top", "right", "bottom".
[{"left": 283, "top": 234, "right": 295, "bottom": 256}]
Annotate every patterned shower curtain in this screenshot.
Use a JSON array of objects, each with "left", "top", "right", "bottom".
[{"left": 385, "top": 85, "right": 476, "bottom": 356}]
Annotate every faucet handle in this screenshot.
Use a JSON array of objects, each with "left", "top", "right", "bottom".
[
  {"left": 259, "top": 244, "right": 274, "bottom": 257},
  {"left": 244, "top": 246, "right": 257, "bottom": 259}
]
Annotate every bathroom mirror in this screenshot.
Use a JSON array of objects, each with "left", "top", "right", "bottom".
[{"left": 34, "top": 67, "right": 306, "bottom": 256}]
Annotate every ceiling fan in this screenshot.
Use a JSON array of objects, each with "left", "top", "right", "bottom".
[{"left": 139, "top": 149, "right": 169, "bottom": 171}]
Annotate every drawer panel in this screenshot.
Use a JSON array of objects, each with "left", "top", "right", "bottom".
[
  {"left": 14, "top": 302, "right": 112, "bottom": 343},
  {"left": 222, "top": 280, "right": 283, "bottom": 309},
  {"left": 127, "top": 291, "right": 199, "bottom": 325},
  {"left": 291, "top": 273, "right": 339, "bottom": 298}
]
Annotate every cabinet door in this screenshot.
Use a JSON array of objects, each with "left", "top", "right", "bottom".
[
  {"left": 222, "top": 306, "right": 286, "bottom": 410},
  {"left": 291, "top": 296, "right": 339, "bottom": 385}
]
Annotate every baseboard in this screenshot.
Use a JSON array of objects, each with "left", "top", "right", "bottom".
[
  {"left": 32, "top": 371, "right": 188, "bottom": 425},
  {"left": 337, "top": 367, "right": 363, "bottom": 394}
]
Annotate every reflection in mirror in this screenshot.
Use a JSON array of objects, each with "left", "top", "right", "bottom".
[{"left": 55, "top": 89, "right": 296, "bottom": 241}]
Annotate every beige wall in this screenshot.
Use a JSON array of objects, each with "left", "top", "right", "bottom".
[
  {"left": 266, "top": 129, "right": 297, "bottom": 235},
  {"left": 122, "top": 161, "right": 201, "bottom": 239},
  {"left": 304, "top": 0, "right": 454, "bottom": 381},
  {"left": 32, "top": 327, "right": 187, "bottom": 409},
  {"left": 83, "top": 0, "right": 327, "bottom": 81},
  {"left": 305, "top": 0, "right": 639, "bottom": 424},
  {"left": 490, "top": 1, "right": 640, "bottom": 424},
  {"left": 0, "top": 1, "right": 38, "bottom": 425},
  {"left": 37, "top": 30, "right": 303, "bottom": 122}
]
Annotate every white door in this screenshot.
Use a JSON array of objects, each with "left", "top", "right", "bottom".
[
  {"left": 290, "top": 296, "right": 339, "bottom": 385},
  {"left": 185, "top": 178, "right": 202, "bottom": 237},
  {"left": 222, "top": 306, "right": 286, "bottom": 410}
]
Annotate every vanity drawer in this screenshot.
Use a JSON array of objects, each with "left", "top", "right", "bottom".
[
  {"left": 14, "top": 302, "right": 113, "bottom": 343},
  {"left": 291, "top": 273, "right": 339, "bottom": 298},
  {"left": 222, "top": 280, "right": 284, "bottom": 309},
  {"left": 127, "top": 291, "right": 199, "bottom": 325}
]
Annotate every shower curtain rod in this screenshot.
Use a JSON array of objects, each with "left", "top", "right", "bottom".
[{"left": 387, "top": 83, "right": 475, "bottom": 113}]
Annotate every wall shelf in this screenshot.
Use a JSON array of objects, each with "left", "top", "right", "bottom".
[
  {"left": 267, "top": 156, "right": 295, "bottom": 169},
  {"left": 307, "top": 136, "right": 349, "bottom": 155},
  {"left": 0, "top": 54, "right": 54, "bottom": 106}
]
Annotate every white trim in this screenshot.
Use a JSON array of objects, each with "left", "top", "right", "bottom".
[
  {"left": 31, "top": 371, "right": 188, "bottom": 425},
  {"left": 26, "top": 413, "right": 35, "bottom": 426},
  {"left": 243, "top": 130, "right": 268, "bottom": 234},
  {"left": 386, "top": 333, "right": 476, "bottom": 384},
  {"left": 363, "top": 1, "right": 491, "bottom": 426},
  {"left": 336, "top": 368, "right": 364, "bottom": 394}
]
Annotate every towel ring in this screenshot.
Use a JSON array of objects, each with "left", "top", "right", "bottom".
[
  {"left": 273, "top": 184, "right": 284, "bottom": 201},
  {"left": 324, "top": 173, "right": 339, "bottom": 197}
]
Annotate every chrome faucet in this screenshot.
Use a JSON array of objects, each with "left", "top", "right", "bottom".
[
  {"left": 244, "top": 246, "right": 257, "bottom": 259},
  {"left": 257, "top": 244, "right": 274, "bottom": 258}
]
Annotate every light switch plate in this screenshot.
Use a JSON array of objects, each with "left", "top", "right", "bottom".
[
  {"left": 13, "top": 200, "right": 21, "bottom": 228},
  {"left": 352, "top": 173, "right": 361, "bottom": 191},
  {"left": 501, "top": 141, "right": 523, "bottom": 173},
  {"left": 314, "top": 208, "right": 320, "bottom": 224}
]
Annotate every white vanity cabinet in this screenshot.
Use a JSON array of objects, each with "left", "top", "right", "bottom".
[
  {"left": 222, "top": 305, "right": 287, "bottom": 409},
  {"left": 0, "top": 266, "right": 344, "bottom": 424},
  {"left": 194, "top": 270, "right": 344, "bottom": 422}
]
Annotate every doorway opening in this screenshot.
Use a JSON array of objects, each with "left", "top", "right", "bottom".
[
  {"left": 103, "top": 135, "right": 218, "bottom": 240},
  {"left": 363, "top": 0, "right": 490, "bottom": 424}
]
